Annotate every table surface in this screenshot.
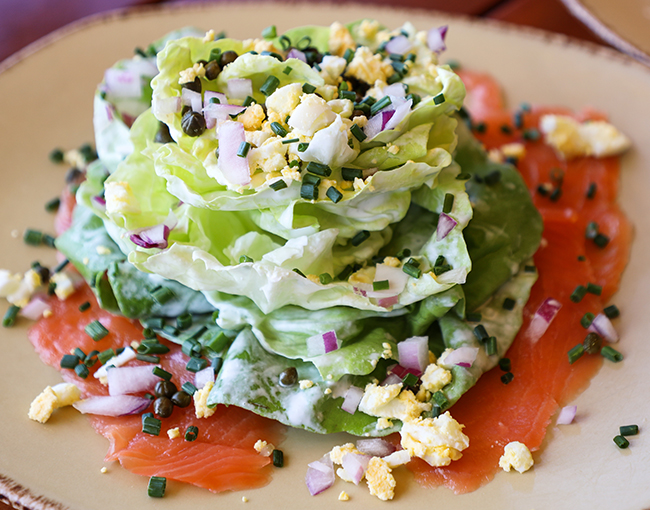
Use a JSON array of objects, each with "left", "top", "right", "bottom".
[{"left": 0, "top": 0, "right": 615, "bottom": 509}]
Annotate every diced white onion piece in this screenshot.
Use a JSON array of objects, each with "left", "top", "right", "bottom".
[
  {"left": 526, "top": 298, "right": 562, "bottom": 343},
  {"left": 590, "top": 313, "right": 619, "bottom": 343},
  {"left": 217, "top": 120, "right": 251, "bottom": 186},
  {"left": 204, "top": 90, "right": 228, "bottom": 109},
  {"left": 427, "top": 25, "right": 448, "bottom": 53},
  {"left": 305, "top": 455, "right": 335, "bottom": 496},
  {"left": 382, "top": 83, "right": 407, "bottom": 98},
  {"left": 181, "top": 88, "right": 202, "bottom": 112},
  {"left": 204, "top": 103, "right": 247, "bottom": 129},
  {"left": 122, "top": 57, "right": 158, "bottom": 77},
  {"left": 107, "top": 365, "right": 160, "bottom": 396},
  {"left": 94, "top": 347, "right": 137, "bottom": 379},
  {"left": 557, "top": 405, "right": 577, "bottom": 425},
  {"left": 20, "top": 296, "right": 50, "bottom": 320},
  {"left": 371, "top": 263, "right": 409, "bottom": 297},
  {"left": 341, "top": 386, "right": 364, "bottom": 414},
  {"left": 287, "top": 48, "right": 307, "bottom": 62},
  {"left": 227, "top": 78, "right": 253, "bottom": 100},
  {"left": 153, "top": 96, "right": 181, "bottom": 117},
  {"left": 385, "top": 35, "right": 413, "bottom": 56},
  {"left": 380, "top": 373, "right": 403, "bottom": 386},
  {"left": 195, "top": 366, "right": 215, "bottom": 389},
  {"left": 383, "top": 97, "right": 412, "bottom": 132},
  {"left": 104, "top": 68, "right": 141, "bottom": 98},
  {"left": 440, "top": 346, "right": 479, "bottom": 368},
  {"left": 397, "top": 336, "right": 429, "bottom": 373},
  {"left": 437, "top": 212, "right": 458, "bottom": 240},
  {"left": 356, "top": 438, "right": 397, "bottom": 457},
  {"left": 73, "top": 395, "right": 150, "bottom": 416},
  {"left": 341, "top": 453, "right": 370, "bottom": 485}
]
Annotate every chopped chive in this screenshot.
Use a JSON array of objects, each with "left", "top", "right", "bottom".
[
  {"left": 395, "top": 248, "right": 411, "bottom": 260},
  {"left": 340, "top": 90, "right": 356, "bottom": 101},
  {"left": 337, "top": 265, "right": 354, "bottom": 281},
  {"left": 361, "top": 96, "right": 377, "bottom": 106},
  {"left": 350, "top": 124, "right": 366, "bottom": 142},
  {"left": 211, "top": 310, "right": 220, "bottom": 323},
  {"left": 84, "top": 350, "right": 99, "bottom": 367},
  {"left": 370, "top": 96, "right": 392, "bottom": 116},
  {"left": 78, "top": 301, "right": 91, "bottom": 312},
  {"left": 386, "top": 72, "right": 402, "bottom": 85},
  {"left": 473, "top": 122, "right": 487, "bottom": 134},
  {"left": 466, "top": 312, "right": 482, "bottom": 322},
  {"left": 241, "top": 95, "right": 255, "bottom": 107},
  {"left": 326, "top": 186, "right": 343, "bottom": 203},
  {"left": 204, "top": 331, "right": 228, "bottom": 352},
  {"left": 292, "top": 268, "right": 306, "bottom": 278},
  {"left": 98, "top": 348, "right": 115, "bottom": 365},
  {"left": 433, "top": 264, "right": 452, "bottom": 276},
  {"left": 432, "top": 391, "right": 449, "bottom": 410},
  {"left": 49, "top": 148, "right": 65, "bottom": 163},
  {"left": 318, "top": 273, "right": 333, "bottom": 285},
  {"left": 270, "top": 122, "right": 288, "bottom": 137},
  {"left": 613, "top": 435, "right": 629, "bottom": 449},
  {"left": 499, "top": 358, "right": 511, "bottom": 372},
  {"left": 406, "top": 257, "right": 420, "bottom": 268},
  {"left": 434, "top": 255, "right": 446, "bottom": 267},
  {"left": 577, "top": 255, "right": 586, "bottom": 262},
  {"left": 42, "top": 234, "right": 56, "bottom": 248},
  {"left": 313, "top": 63, "right": 321, "bottom": 72},
  {"left": 73, "top": 347, "right": 86, "bottom": 359},
  {"left": 182, "top": 381, "right": 198, "bottom": 395},
  {"left": 430, "top": 404, "right": 441, "bottom": 418},
  {"left": 152, "top": 286, "right": 175, "bottom": 305},
  {"left": 45, "top": 197, "right": 61, "bottom": 212},
  {"left": 85, "top": 320, "right": 109, "bottom": 341},
  {"left": 501, "top": 372, "right": 514, "bottom": 384},
  {"left": 585, "top": 221, "right": 599, "bottom": 240},
  {"left": 305, "top": 161, "right": 331, "bottom": 177},
  {"left": 162, "top": 325, "right": 179, "bottom": 337},
  {"left": 473, "top": 324, "right": 489, "bottom": 341},
  {"left": 270, "top": 179, "right": 288, "bottom": 191},
  {"left": 601, "top": 345, "right": 623, "bottom": 362},
  {"left": 341, "top": 167, "right": 363, "bottom": 181},
  {"left": 272, "top": 449, "right": 284, "bottom": 467},
  {"left": 211, "top": 356, "right": 223, "bottom": 374},
  {"left": 281, "top": 138, "right": 299, "bottom": 145},
  {"left": 23, "top": 229, "right": 44, "bottom": 246},
  {"left": 302, "top": 173, "right": 321, "bottom": 186},
  {"left": 402, "top": 372, "right": 418, "bottom": 387},
  {"left": 60, "top": 354, "right": 79, "bottom": 369},
  {"left": 406, "top": 92, "right": 421, "bottom": 107},
  {"left": 74, "top": 363, "right": 89, "bottom": 379},
  {"left": 147, "top": 476, "right": 166, "bottom": 498},
  {"left": 570, "top": 285, "right": 587, "bottom": 303},
  {"left": 261, "top": 25, "right": 277, "bottom": 39},
  {"left": 500, "top": 124, "right": 512, "bottom": 134},
  {"left": 153, "top": 366, "right": 172, "bottom": 381},
  {"left": 580, "top": 312, "right": 595, "bottom": 329},
  {"left": 300, "top": 183, "right": 318, "bottom": 200},
  {"left": 604, "top": 304, "right": 620, "bottom": 319},
  {"left": 136, "top": 353, "right": 160, "bottom": 363},
  {"left": 237, "top": 141, "right": 251, "bottom": 158},
  {"left": 586, "top": 182, "right": 597, "bottom": 199},
  {"left": 549, "top": 188, "right": 562, "bottom": 202},
  {"left": 177, "top": 313, "right": 193, "bottom": 331},
  {"left": 484, "top": 170, "right": 501, "bottom": 186},
  {"left": 568, "top": 344, "right": 585, "bottom": 364},
  {"left": 583, "top": 332, "right": 602, "bottom": 354},
  {"left": 302, "top": 83, "right": 316, "bottom": 94},
  {"left": 593, "top": 233, "right": 609, "bottom": 248},
  {"left": 514, "top": 111, "right": 524, "bottom": 129},
  {"left": 185, "top": 425, "right": 199, "bottom": 441},
  {"left": 433, "top": 93, "right": 445, "bottom": 105},
  {"left": 182, "top": 338, "right": 200, "bottom": 357},
  {"left": 502, "top": 297, "right": 516, "bottom": 310},
  {"left": 260, "top": 75, "right": 280, "bottom": 96},
  {"left": 456, "top": 172, "right": 471, "bottom": 180},
  {"left": 620, "top": 425, "right": 639, "bottom": 436},
  {"left": 442, "top": 193, "right": 454, "bottom": 213},
  {"left": 522, "top": 128, "right": 540, "bottom": 141},
  {"left": 142, "top": 416, "right": 161, "bottom": 436},
  {"left": 373, "top": 280, "right": 390, "bottom": 291},
  {"left": 297, "top": 142, "right": 309, "bottom": 152},
  {"left": 350, "top": 230, "right": 370, "bottom": 246},
  {"left": 186, "top": 357, "right": 208, "bottom": 373},
  {"left": 343, "top": 47, "right": 355, "bottom": 63},
  {"left": 402, "top": 263, "right": 421, "bottom": 279},
  {"left": 485, "top": 336, "right": 497, "bottom": 356},
  {"left": 586, "top": 282, "right": 602, "bottom": 296},
  {"left": 239, "top": 255, "right": 253, "bottom": 263},
  {"left": 2, "top": 305, "right": 20, "bottom": 327}
]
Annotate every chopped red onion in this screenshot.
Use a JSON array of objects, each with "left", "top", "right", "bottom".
[
  {"left": 440, "top": 346, "right": 479, "bottom": 368},
  {"left": 526, "top": 298, "right": 562, "bottom": 343},
  {"left": 557, "top": 405, "right": 577, "bottom": 425},
  {"left": 305, "top": 454, "right": 335, "bottom": 496},
  {"left": 181, "top": 88, "right": 202, "bottom": 112},
  {"left": 590, "top": 313, "right": 619, "bottom": 343},
  {"left": 341, "top": 386, "right": 364, "bottom": 414},
  {"left": 204, "top": 103, "right": 247, "bottom": 129},
  {"left": 380, "top": 373, "right": 403, "bottom": 386},
  {"left": 427, "top": 25, "right": 448, "bottom": 53},
  {"left": 307, "top": 330, "right": 340, "bottom": 356},
  {"left": 73, "top": 395, "right": 151, "bottom": 416},
  {"left": 92, "top": 195, "right": 106, "bottom": 208},
  {"left": 204, "top": 91, "right": 228, "bottom": 109},
  {"left": 287, "top": 48, "right": 307, "bottom": 62},
  {"left": 130, "top": 223, "right": 170, "bottom": 250},
  {"left": 104, "top": 68, "right": 141, "bottom": 98},
  {"left": 217, "top": 121, "right": 251, "bottom": 186},
  {"left": 363, "top": 112, "right": 384, "bottom": 139},
  {"left": 437, "top": 212, "right": 458, "bottom": 240},
  {"left": 383, "top": 97, "right": 413, "bottom": 131},
  {"left": 378, "top": 295, "right": 400, "bottom": 308},
  {"left": 153, "top": 96, "right": 181, "bottom": 117},
  {"left": 227, "top": 78, "right": 253, "bottom": 100},
  {"left": 94, "top": 347, "right": 137, "bottom": 379},
  {"left": 195, "top": 366, "right": 216, "bottom": 389},
  {"left": 341, "top": 453, "right": 371, "bottom": 485},
  {"left": 381, "top": 109, "right": 395, "bottom": 129},
  {"left": 356, "top": 438, "right": 397, "bottom": 457},
  {"left": 382, "top": 83, "right": 407, "bottom": 98},
  {"left": 20, "top": 297, "right": 50, "bottom": 321},
  {"left": 385, "top": 35, "right": 413, "bottom": 56},
  {"left": 397, "top": 336, "right": 429, "bottom": 373},
  {"left": 390, "top": 363, "right": 422, "bottom": 379},
  {"left": 107, "top": 365, "right": 160, "bottom": 396}
]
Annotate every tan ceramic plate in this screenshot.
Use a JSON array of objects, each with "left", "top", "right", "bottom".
[
  {"left": 1, "top": 3, "right": 649, "bottom": 509},
  {"left": 562, "top": 0, "right": 650, "bottom": 66}
]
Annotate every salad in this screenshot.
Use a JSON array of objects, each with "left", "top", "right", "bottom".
[{"left": 3, "top": 17, "right": 632, "bottom": 503}]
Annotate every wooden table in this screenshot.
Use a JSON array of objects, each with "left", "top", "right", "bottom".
[{"left": 0, "top": 0, "right": 610, "bottom": 508}]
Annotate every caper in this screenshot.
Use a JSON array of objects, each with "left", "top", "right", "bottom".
[
  {"left": 583, "top": 332, "right": 602, "bottom": 354},
  {"left": 352, "top": 109, "right": 366, "bottom": 119},
  {"left": 154, "top": 122, "right": 174, "bottom": 144},
  {"left": 219, "top": 50, "right": 239, "bottom": 68},
  {"left": 181, "top": 110, "right": 206, "bottom": 137},
  {"left": 278, "top": 367, "right": 298, "bottom": 387},
  {"left": 65, "top": 167, "right": 83, "bottom": 184},
  {"left": 181, "top": 105, "right": 191, "bottom": 116},
  {"left": 171, "top": 390, "right": 192, "bottom": 408},
  {"left": 182, "top": 76, "right": 202, "bottom": 93},
  {"left": 196, "top": 59, "right": 208, "bottom": 66},
  {"left": 153, "top": 397, "right": 174, "bottom": 418},
  {"left": 302, "top": 47, "right": 322, "bottom": 67},
  {"left": 205, "top": 60, "right": 221, "bottom": 80},
  {"left": 155, "top": 380, "right": 177, "bottom": 398}
]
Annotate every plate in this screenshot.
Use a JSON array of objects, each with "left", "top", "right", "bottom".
[
  {"left": 1, "top": 3, "right": 649, "bottom": 509},
  {"left": 561, "top": 0, "right": 650, "bottom": 66}
]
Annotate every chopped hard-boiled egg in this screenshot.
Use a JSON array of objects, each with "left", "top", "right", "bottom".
[
  {"left": 28, "top": 383, "right": 81, "bottom": 423},
  {"left": 288, "top": 94, "right": 337, "bottom": 136},
  {"left": 399, "top": 412, "right": 469, "bottom": 467},
  {"left": 358, "top": 382, "right": 431, "bottom": 423},
  {"left": 420, "top": 363, "right": 452, "bottom": 393},
  {"left": 328, "top": 22, "right": 357, "bottom": 57},
  {"left": 266, "top": 83, "right": 303, "bottom": 119},
  {"left": 194, "top": 381, "right": 215, "bottom": 418},
  {"left": 346, "top": 47, "right": 394, "bottom": 85},
  {"left": 365, "top": 457, "right": 396, "bottom": 501},
  {"left": 499, "top": 441, "right": 534, "bottom": 473}
]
